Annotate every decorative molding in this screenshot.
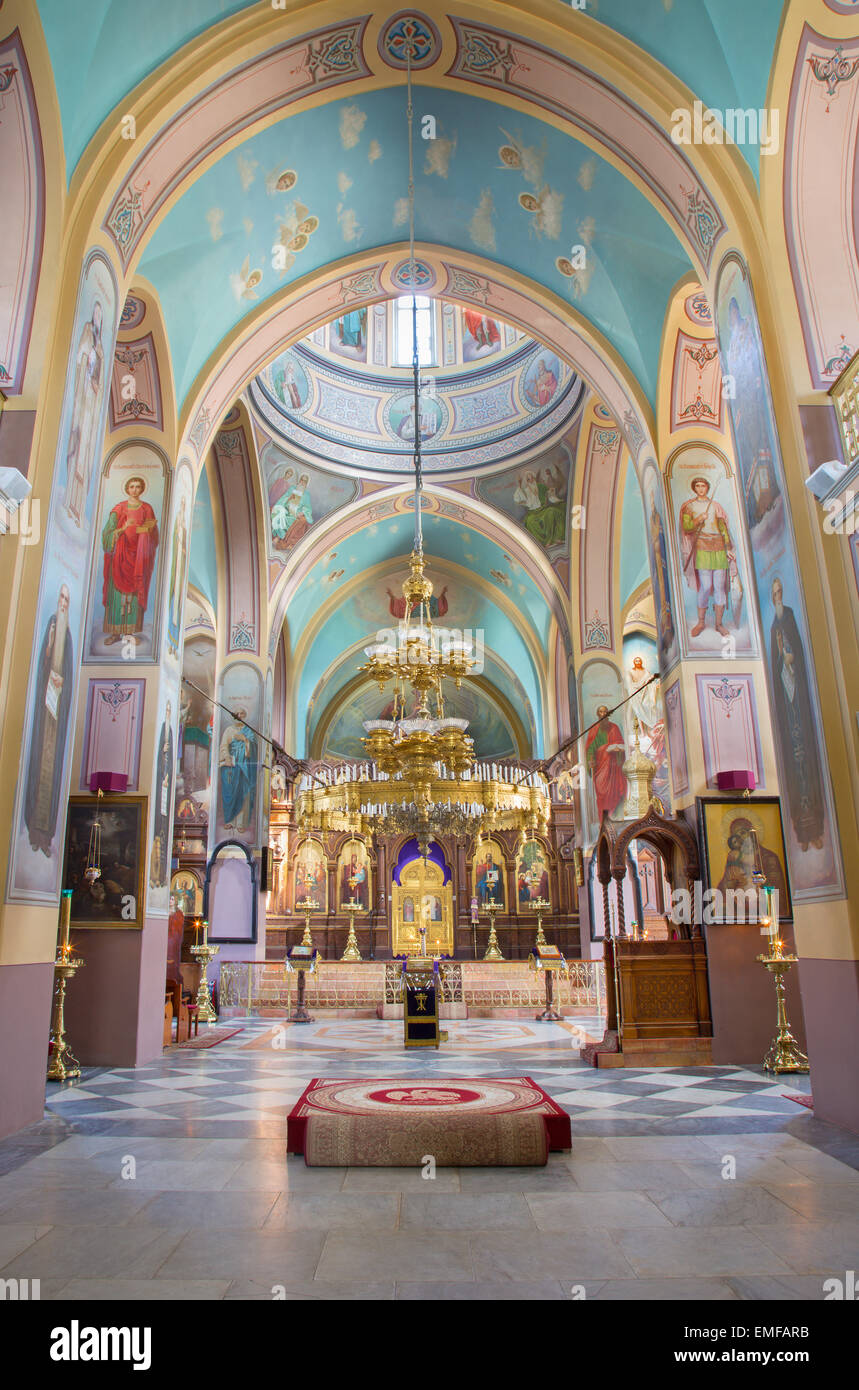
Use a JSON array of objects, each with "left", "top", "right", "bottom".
[
  {"left": 109, "top": 333, "right": 163, "bottom": 430},
  {"left": 104, "top": 19, "right": 371, "bottom": 267}
]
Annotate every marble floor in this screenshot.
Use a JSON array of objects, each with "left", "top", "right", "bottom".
[{"left": 0, "top": 1017, "right": 856, "bottom": 1301}]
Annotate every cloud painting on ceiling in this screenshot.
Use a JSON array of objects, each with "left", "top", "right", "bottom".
[
  {"left": 261, "top": 440, "right": 358, "bottom": 559},
  {"left": 138, "top": 87, "right": 692, "bottom": 405}
]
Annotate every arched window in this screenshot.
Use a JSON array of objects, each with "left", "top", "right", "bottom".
[{"left": 394, "top": 295, "right": 435, "bottom": 366}]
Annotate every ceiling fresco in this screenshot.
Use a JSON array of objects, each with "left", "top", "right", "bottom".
[
  {"left": 137, "top": 86, "right": 692, "bottom": 405},
  {"left": 304, "top": 299, "right": 529, "bottom": 373},
  {"left": 249, "top": 323, "right": 585, "bottom": 476},
  {"left": 260, "top": 438, "right": 360, "bottom": 561},
  {"left": 36, "top": 2, "right": 785, "bottom": 182}
]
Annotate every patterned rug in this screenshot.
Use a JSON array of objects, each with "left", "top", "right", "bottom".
[
  {"left": 173, "top": 1026, "right": 244, "bottom": 1050},
  {"left": 287, "top": 1076, "right": 571, "bottom": 1166}
]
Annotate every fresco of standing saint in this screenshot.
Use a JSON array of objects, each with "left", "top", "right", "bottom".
[
  {"left": 585, "top": 705, "right": 627, "bottom": 820},
  {"left": 218, "top": 708, "right": 257, "bottom": 835},
  {"left": 678, "top": 476, "right": 737, "bottom": 638},
  {"left": 101, "top": 477, "right": 159, "bottom": 645},
  {"left": 62, "top": 301, "right": 105, "bottom": 527}
]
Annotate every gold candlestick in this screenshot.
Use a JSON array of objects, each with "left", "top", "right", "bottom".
[
  {"left": 190, "top": 941, "right": 219, "bottom": 1023},
  {"left": 482, "top": 900, "right": 504, "bottom": 961},
  {"left": 530, "top": 896, "right": 550, "bottom": 948},
  {"left": 341, "top": 897, "right": 362, "bottom": 962},
  {"left": 756, "top": 931, "right": 809, "bottom": 1074},
  {"left": 48, "top": 892, "right": 84, "bottom": 1082},
  {"left": 296, "top": 895, "right": 315, "bottom": 949}
]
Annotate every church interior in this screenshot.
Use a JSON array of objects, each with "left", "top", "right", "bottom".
[{"left": 0, "top": 0, "right": 858, "bottom": 1316}]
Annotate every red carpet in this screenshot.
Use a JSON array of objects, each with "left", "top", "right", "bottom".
[
  {"left": 287, "top": 1077, "right": 571, "bottom": 1166},
  {"left": 173, "top": 1026, "right": 243, "bottom": 1050}
]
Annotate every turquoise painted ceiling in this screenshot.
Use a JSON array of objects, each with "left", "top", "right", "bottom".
[
  {"left": 37, "top": 2, "right": 784, "bottom": 182},
  {"left": 36, "top": 0, "right": 256, "bottom": 176},
  {"left": 579, "top": 0, "right": 785, "bottom": 181},
  {"left": 320, "top": 675, "right": 521, "bottom": 762},
  {"left": 138, "top": 86, "right": 692, "bottom": 405}
]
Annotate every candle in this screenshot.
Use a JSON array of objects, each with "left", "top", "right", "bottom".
[
  {"left": 59, "top": 889, "right": 72, "bottom": 956},
  {"left": 203, "top": 919, "right": 208, "bottom": 947}
]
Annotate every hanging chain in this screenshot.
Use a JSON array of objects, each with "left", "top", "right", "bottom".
[{"left": 405, "top": 42, "right": 423, "bottom": 554}]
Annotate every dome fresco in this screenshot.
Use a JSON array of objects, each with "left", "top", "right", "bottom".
[{"left": 250, "top": 300, "right": 585, "bottom": 476}]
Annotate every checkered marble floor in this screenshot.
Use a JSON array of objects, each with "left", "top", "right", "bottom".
[
  {"left": 39, "top": 1017, "right": 813, "bottom": 1132},
  {"left": 0, "top": 1016, "right": 855, "bottom": 1302}
]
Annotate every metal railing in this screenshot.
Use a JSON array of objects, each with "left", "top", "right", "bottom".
[{"left": 219, "top": 958, "right": 605, "bottom": 1017}]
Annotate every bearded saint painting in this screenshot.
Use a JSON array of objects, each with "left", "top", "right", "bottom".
[
  {"left": 101, "top": 476, "right": 159, "bottom": 645},
  {"left": 24, "top": 585, "right": 74, "bottom": 855},
  {"left": 769, "top": 577, "right": 824, "bottom": 852},
  {"left": 585, "top": 705, "right": 627, "bottom": 819}
]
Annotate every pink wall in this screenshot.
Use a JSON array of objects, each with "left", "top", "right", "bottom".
[
  {"left": 64, "top": 917, "right": 167, "bottom": 1067},
  {"left": 704, "top": 922, "right": 807, "bottom": 1066},
  {"left": 0, "top": 963, "right": 54, "bottom": 1139}
]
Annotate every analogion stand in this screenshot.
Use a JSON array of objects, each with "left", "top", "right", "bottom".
[
  {"left": 286, "top": 945, "right": 318, "bottom": 1023},
  {"left": 400, "top": 952, "right": 447, "bottom": 1049},
  {"left": 530, "top": 944, "right": 566, "bottom": 1021}
]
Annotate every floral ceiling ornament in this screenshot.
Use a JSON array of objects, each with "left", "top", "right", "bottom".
[
  {"left": 99, "top": 683, "right": 134, "bottom": 722},
  {"left": 807, "top": 44, "right": 859, "bottom": 102},
  {"left": 379, "top": 12, "right": 441, "bottom": 69},
  {"left": 711, "top": 675, "right": 743, "bottom": 718},
  {"left": 585, "top": 611, "right": 610, "bottom": 648}
]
